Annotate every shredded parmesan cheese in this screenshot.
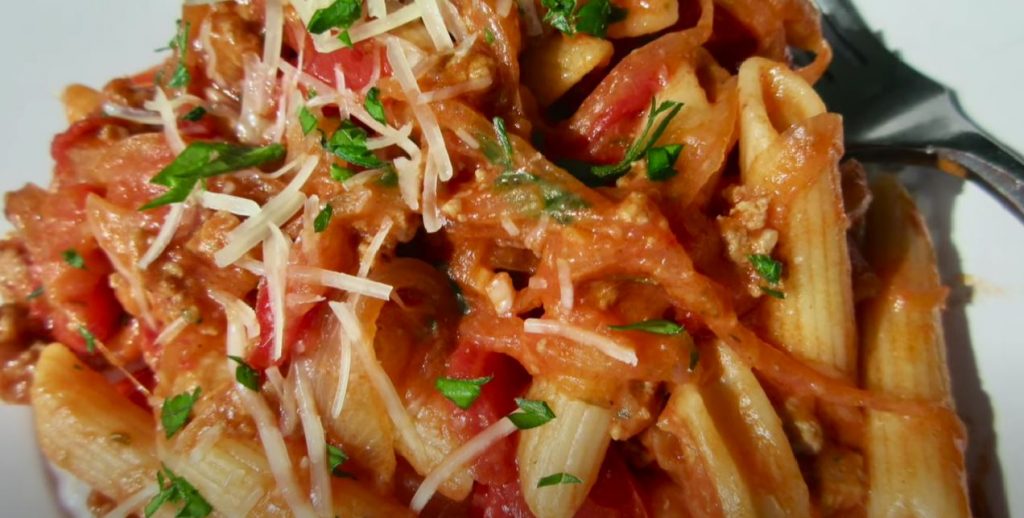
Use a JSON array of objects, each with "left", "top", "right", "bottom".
[
  {"left": 100, "top": 103, "right": 161, "bottom": 125},
  {"left": 367, "top": 0, "right": 387, "bottom": 18},
  {"left": 367, "top": 123, "right": 414, "bottom": 150},
  {"left": 329, "top": 328, "right": 353, "bottom": 418},
  {"left": 418, "top": 76, "right": 492, "bottom": 104},
  {"left": 348, "top": 3, "right": 425, "bottom": 44},
  {"left": 293, "top": 359, "right": 334, "bottom": 516},
  {"left": 138, "top": 197, "right": 189, "bottom": 270},
  {"left": 329, "top": 301, "right": 430, "bottom": 468},
  {"left": 262, "top": 0, "right": 284, "bottom": 72},
  {"left": 290, "top": 266, "right": 393, "bottom": 300},
  {"left": 416, "top": 0, "right": 455, "bottom": 50},
  {"left": 153, "top": 314, "right": 189, "bottom": 346},
  {"left": 486, "top": 273, "right": 514, "bottom": 315},
  {"left": 359, "top": 219, "right": 393, "bottom": 278},
  {"left": 394, "top": 154, "right": 423, "bottom": 210},
  {"left": 102, "top": 484, "right": 159, "bottom": 518},
  {"left": 266, "top": 366, "right": 298, "bottom": 436},
  {"left": 199, "top": 191, "right": 261, "bottom": 217},
  {"left": 497, "top": 0, "right": 514, "bottom": 17},
  {"left": 264, "top": 224, "right": 291, "bottom": 361},
  {"left": 556, "top": 259, "right": 573, "bottom": 311},
  {"left": 218, "top": 294, "right": 315, "bottom": 518},
  {"left": 523, "top": 319, "right": 639, "bottom": 365},
  {"left": 144, "top": 88, "right": 187, "bottom": 154},
  {"left": 499, "top": 213, "right": 519, "bottom": 236},
  {"left": 410, "top": 417, "right": 519, "bottom": 512}
]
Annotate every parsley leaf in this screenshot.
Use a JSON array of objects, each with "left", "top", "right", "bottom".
[
  {"left": 299, "top": 106, "right": 318, "bottom": 135},
  {"left": 435, "top": 377, "right": 492, "bottom": 409},
  {"left": 541, "top": 0, "right": 626, "bottom": 38},
  {"left": 493, "top": 117, "right": 514, "bottom": 167},
  {"left": 748, "top": 254, "right": 782, "bottom": 284},
  {"left": 508, "top": 398, "right": 556, "bottom": 430},
  {"left": 167, "top": 20, "right": 192, "bottom": 89},
  {"left": 338, "top": 30, "right": 354, "bottom": 47},
  {"left": 646, "top": 144, "right": 683, "bottom": 181},
  {"left": 484, "top": 29, "right": 496, "bottom": 44},
  {"left": 591, "top": 98, "right": 683, "bottom": 179},
  {"left": 161, "top": 387, "right": 201, "bottom": 439},
  {"left": 330, "top": 163, "right": 355, "bottom": 183},
  {"left": 609, "top": 319, "right": 685, "bottom": 335},
  {"left": 141, "top": 142, "right": 285, "bottom": 210},
  {"left": 145, "top": 464, "right": 212, "bottom": 518},
  {"left": 308, "top": 0, "right": 362, "bottom": 34},
  {"left": 537, "top": 472, "right": 583, "bottom": 487},
  {"left": 327, "top": 120, "right": 384, "bottom": 169},
  {"left": 78, "top": 326, "right": 97, "bottom": 354},
  {"left": 182, "top": 106, "right": 206, "bottom": 122},
  {"left": 314, "top": 204, "right": 334, "bottom": 233},
  {"left": 327, "top": 444, "right": 354, "bottom": 477},
  {"left": 760, "top": 286, "right": 786, "bottom": 299},
  {"left": 376, "top": 166, "right": 398, "bottom": 187},
  {"left": 62, "top": 249, "right": 85, "bottom": 269},
  {"left": 228, "top": 356, "right": 261, "bottom": 391},
  {"left": 26, "top": 286, "right": 43, "bottom": 301},
  {"left": 365, "top": 87, "right": 387, "bottom": 125}
]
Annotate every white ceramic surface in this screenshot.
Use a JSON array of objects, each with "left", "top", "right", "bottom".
[{"left": 0, "top": 1, "right": 1020, "bottom": 516}]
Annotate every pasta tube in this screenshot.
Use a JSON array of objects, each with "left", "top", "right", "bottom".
[
  {"left": 736, "top": 56, "right": 856, "bottom": 378},
  {"left": 861, "top": 176, "right": 969, "bottom": 518},
  {"left": 31, "top": 343, "right": 158, "bottom": 501},
  {"left": 518, "top": 378, "right": 612, "bottom": 518}
]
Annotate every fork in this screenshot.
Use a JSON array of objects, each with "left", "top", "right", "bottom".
[{"left": 813, "top": 0, "right": 1024, "bottom": 218}]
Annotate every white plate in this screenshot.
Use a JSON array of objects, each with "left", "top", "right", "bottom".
[{"left": 0, "top": 1, "right": 1020, "bottom": 516}]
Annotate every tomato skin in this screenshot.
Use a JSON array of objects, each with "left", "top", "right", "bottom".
[
  {"left": 575, "top": 447, "right": 649, "bottom": 518},
  {"left": 471, "top": 481, "right": 534, "bottom": 518},
  {"left": 285, "top": 20, "right": 388, "bottom": 93}
]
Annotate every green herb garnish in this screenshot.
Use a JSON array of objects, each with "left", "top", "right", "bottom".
[
  {"left": 537, "top": 472, "right": 583, "bottom": 487},
  {"left": 330, "top": 163, "right": 355, "bottom": 183},
  {"left": 338, "top": 30, "right": 354, "bottom": 47},
  {"left": 167, "top": 20, "right": 192, "bottom": 89},
  {"left": 327, "top": 444, "right": 354, "bottom": 477},
  {"left": 541, "top": 0, "right": 626, "bottom": 38},
  {"left": 182, "top": 106, "right": 206, "bottom": 122},
  {"left": 760, "top": 287, "right": 786, "bottom": 299},
  {"left": 748, "top": 254, "right": 782, "bottom": 284},
  {"left": 62, "top": 249, "right": 85, "bottom": 269},
  {"left": 140, "top": 142, "right": 284, "bottom": 210},
  {"left": 78, "top": 325, "right": 97, "bottom": 354},
  {"left": 314, "top": 204, "right": 334, "bottom": 233},
  {"left": 308, "top": 0, "right": 362, "bottom": 34},
  {"left": 508, "top": 398, "right": 556, "bottom": 430},
  {"left": 365, "top": 87, "right": 387, "bottom": 125},
  {"left": 299, "top": 106, "right": 318, "bottom": 135},
  {"left": 591, "top": 98, "right": 683, "bottom": 179},
  {"left": 145, "top": 464, "right": 212, "bottom": 518},
  {"left": 435, "top": 377, "right": 492, "bottom": 409},
  {"left": 227, "top": 356, "right": 261, "bottom": 391},
  {"left": 609, "top": 319, "right": 685, "bottom": 335},
  {"left": 161, "top": 387, "right": 201, "bottom": 439},
  {"left": 646, "top": 143, "right": 683, "bottom": 181},
  {"left": 26, "top": 286, "right": 43, "bottom": 301},
  {"left": 327, "top": 120, "right": 384, "bottom": 168}
]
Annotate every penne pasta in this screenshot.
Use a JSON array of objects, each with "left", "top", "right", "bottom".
[
  {"left": 860, "top": 175, "right": 969, "bottom": 518},
  {"left": 522, "top": 34, "right": 614, "bottom": 107},
  {"left": 518, "top": 378, "right": 612, "bottom": 518},
  {"left": 31, "top": 343, "right": 158, "bottom": 501},
  {"left": 735, "top": 57, "right": 856, "bottom": 379}
]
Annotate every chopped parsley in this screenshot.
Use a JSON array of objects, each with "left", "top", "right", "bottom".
[
  {"left": 484, "top": 29, "right": 496, "bottom": 44},
  {"left": 62, "top": 249, "right": 85, "bottom": 269},
  {"left": 508, "top": 398, "right": 556, "bottom": 430},
  {"left": 541, "top": 0, "right": 626, "bottom": 38},
  {"left": 167, "top": 20, "right": 192, "bottom": 89},
  {"left": 609, "top": 319, "right": 685, "bottom": 335},
  {"left": 161, "top": 387, "right": 201, "bottom": 439},
  {"left": 537, "top": 472, "right": 583, "bottom": 487},
  {"left": 327, "top": 444, "right": 353, "bottom": 477},
  {"left": 327, "top": 120, "right": 384, "bottom": 169},
  {"left": 227, "top": 356, "right": 261, "bottom": 391},
  {"left": 748, "top": 254, "right": 785, "bottom": 298},
  {"left": 435, "top": 377, "right": 492, "bottom": 409},
  {"left": 494, "top": 117, "right": 514, "bottom": 166},
  {"left": 338, "top": 30, "right": 354, "bottom": 47},
  {"left": 494, "top": 170, "right": 588, "bottom": 224},
  {"left": 145, "top": 464, "right": 212, "bottom": 518},
  {"left": 141, "top": 142, "right": 285, "bottom": 210},
  {"left": 26, "top": 286, "right": 43, "bottom": 301},
  {"left": 181, "top": 106, "right": 206, "bottom": 122},
  {"left": 364, "top": 87, "right": 387, "bottom": 125},
  {"left": 591, "top": 98, "right": 683, "bottom": 179},
  {"left": 308, "top": 0, "right": 362, "bottom": 35},
  {"left": 314, "top": 204, "right": 334, "bottom": 233},
  {"left": 376, "top": 166, "right": 398, "bottom": 187},
  {"left": 78, "top": 325, "right": 97, "bottom": 354},
  {"left": 646, "top": 143, "right": 683, "bottom": 181},
  {"left": 298, "top": 106, "right": 318, "bottom": 135},
  {"left": 330, "top": 163, "right": 355, "bottom": 183}
]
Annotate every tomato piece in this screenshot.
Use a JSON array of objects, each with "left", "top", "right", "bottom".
[
  {"left": 446, "top": 341, "right": 530, "bottom": 486},
  {"left": 285, "top": 20, "right": 388, "bottom": 93},
  {"left": 575, "top": 446, "right": 649, "bottom": 518},
  {"left": 114, "top": 366, "right": 156, "bottom": 411},
  {"left": 5, "top": 184, "right": 123, "bottom": 353},
  {"left": 471, "top": 480, "right": 534, "bottom": 518}
]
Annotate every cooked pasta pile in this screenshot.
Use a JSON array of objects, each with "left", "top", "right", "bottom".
[{"left": 0, "top": 0, "right": 969, "bottom": 516}]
